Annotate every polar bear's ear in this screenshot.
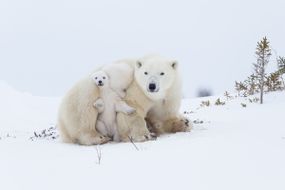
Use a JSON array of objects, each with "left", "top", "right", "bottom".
[
  {"left": 171, "top": 61, "right": 178, "bottom": 70},
  {"left": 90, "top": 73, "right": 96, "bottom": 81},
  {"left": 136, "top": 61, "right": 142, "bottom": 68}
]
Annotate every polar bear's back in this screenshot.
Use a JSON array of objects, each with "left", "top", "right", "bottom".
[{"left": 102, "top": 61, "right": 134, "bottom": 92}]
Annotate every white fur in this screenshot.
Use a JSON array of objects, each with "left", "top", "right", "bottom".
[
  {"left": 91, "top": 69, "right": 135, "bottom": 142},
  {"left": 57, "top": 77, "right": 110, "bottom": 145},
  {"left": 102, "top": 62, "right": 134, "bottom": 98},
  {"left": 117, "top": 55, "right": 191, "bottom": 142},
  {"left": 57, "top": 56, "right": 190, "bottom": 145},
  {"left": 135, "top": 55, "right": 178, "bottom": 100}
]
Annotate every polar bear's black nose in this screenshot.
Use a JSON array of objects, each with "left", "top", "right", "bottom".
[
  {"left": 149, "top": 83, "right": 156, "bottom": 91},
  {"left": 98, "top": 80, "right": 102, "bottom": 84}
]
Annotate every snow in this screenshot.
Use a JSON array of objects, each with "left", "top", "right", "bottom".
[{"left": 0, "top": 81, "right": 285, "bottom": 190}]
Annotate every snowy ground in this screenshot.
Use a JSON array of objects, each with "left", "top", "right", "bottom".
[{"left": 0, "top": 81, "right": 284, "bottom": 190}]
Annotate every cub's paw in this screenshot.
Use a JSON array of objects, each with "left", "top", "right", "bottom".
[
  {"left": 94, "top": 99, "right": 105, "bottom": 113},
  {"left": 126, "top": 107, "right": 136, "bottom": 115},
  {"left": 122, "top": 107, "right": 136, "bottom": 115},
  {"left": 94, "top": 99, "right": 104, "bottom": 108}
]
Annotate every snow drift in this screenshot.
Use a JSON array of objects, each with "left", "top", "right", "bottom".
[{"left": 0, "top": 81, "right": 284, "bottom": 190}]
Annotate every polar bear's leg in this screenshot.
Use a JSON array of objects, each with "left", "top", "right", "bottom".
[
  {"left": 146, "top": 111, "right": 192, "bottom": 135},
  {"left": 95, "top": 120, "right": 108, "bottom": 137},
  {"left": 57, "top": 118, "right": 73, "bottom": 143},
  {"left": 115, "top": 101, "right": 136, "bottom": 115},
  {"left": 112, "top": 123, "right": 121, "bottom": 142},
  {"left": 156, "top": 115, "right": 192, "bottom": 134},
  {"left": 145, "top": 117, "right": 163, "bottom": 135},
  {"left": 116, "top": 112, "right": 154, "bottom": 142},
  {"left": 146, "top": 87, "right": 192, "bottom": 135},
  {"left": 77, "top": 95, "right": 110, "bottom": 145}
]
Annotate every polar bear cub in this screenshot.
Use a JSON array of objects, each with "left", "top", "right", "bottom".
[{"left": 91, "top": 64, "right": 136, "bottom": 141}]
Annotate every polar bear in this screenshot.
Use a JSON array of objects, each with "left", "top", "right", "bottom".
[
  {"left": 116, "top": 55, "right": 192, "bottom": 142},
  {"left": 57, "top": 76, "right": 109, "bottom": 145},
  {"left": 57, "top": 56, "right": 191, "bottom": 145},
  {"left": 91, "top": 70, "right": 136, "bottom": 142},
  {"left": 57, "top": 60, "right": 135, "bottom": 145}
]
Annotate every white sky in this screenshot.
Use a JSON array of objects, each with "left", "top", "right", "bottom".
[{"left": 0, "top": 0, "right": 284, "bottom": 97}]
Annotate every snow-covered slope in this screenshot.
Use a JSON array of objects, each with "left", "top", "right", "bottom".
[
  {"left": 0, "top": 82, "right": 284, "bottom": 190},
  {"left": 0, "top": 81, "right": 60, "bottom": 133}
]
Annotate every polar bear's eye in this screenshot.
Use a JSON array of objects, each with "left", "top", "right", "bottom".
[
  {"left": 103, "top": 77, "right": 106, "bottom": 79},
  {"left": 144, "top": 72, "right": 148, "bottom": 75},
  {"left": 160, "top": 72, "right": 165, "bottom": 76},
  {"left": 95, "top": 77, "right": 98, "bottom": 79}
]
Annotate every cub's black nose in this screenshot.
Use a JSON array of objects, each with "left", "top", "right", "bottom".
[
  {"left": 99, "top": 80, "right": 102, "bottom": 84},
  {"left": 149, "top": 83, "right": 156, "bottom": 91}
]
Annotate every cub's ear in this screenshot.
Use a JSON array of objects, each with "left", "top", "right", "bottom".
[
  {"left": 90, "top": 74, "right": 96, "bottom": 81},
  {"left": 171, "top": 61, "right": 178, "bottom": 70},
  {"left": 90, "top": 72, "right": 98, "bottom": 80},
  {"left": 136, "top": 60, "right": 142, "bottom": 68}
]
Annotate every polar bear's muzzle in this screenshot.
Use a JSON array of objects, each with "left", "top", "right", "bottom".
[
  {"left": 147, "top": 77, "right": 159, "bottom": 93},
  {"left": 97, "top": 80, "right": 104, "bottom": 86}
]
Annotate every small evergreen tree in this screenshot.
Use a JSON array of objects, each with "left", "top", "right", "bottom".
[
  {"left": 265, "top": 72, "right": 283, "bottom": 92},
  {"left": 245, "top": 74, "right": 259, "bottom": 95},
  {"left": 234, "top": 38, "right": 283, "bottom": 97},
  {"left": 253, "top": 37, "right": 271, "bottom": 104},
  {"left": 235, "top": 81, "right": 247, "bottom": 97},
  {"left": 277, "top": 56, "right": 285, "bottom": 74},
  {"left": 224, "top": 91, "right": 232, "bottom": 100},
  {"left": 277, "top": 56, "right": 285, "bottom": 88},
  {"left": 215, "top": 98, "right": 225, "bottom": 105}
]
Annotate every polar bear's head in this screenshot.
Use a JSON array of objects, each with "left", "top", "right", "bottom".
[
  {"left": 135, "top": 56, "right": 178, "bottom": 100},
  {"left": 91, "top": 71, "right": 109, "bottom": 88}
]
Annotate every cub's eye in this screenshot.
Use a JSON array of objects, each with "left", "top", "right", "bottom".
[
  {"left": 95, "top": 77, "right": 98, "bottom": 79},
  {"left": 103, "top": 77, "right": 106, "bottom": 79},
  {"left": 144, "top": 72, "right": 148, "bottom": 75},
  {"left": 160, "top": 72, "right": 165, "bottom": 76}
]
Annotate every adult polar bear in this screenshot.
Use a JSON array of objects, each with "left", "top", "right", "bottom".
[{"left": 57, "top": 55, "right": 191, "bottom": 145}]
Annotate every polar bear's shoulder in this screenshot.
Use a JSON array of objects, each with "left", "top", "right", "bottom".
[
  {"left": 102, "top": 61, "right": 134, "bottom": 76},
  {"left": 101, "top": 60, "right": 135, "bottom": 93}
]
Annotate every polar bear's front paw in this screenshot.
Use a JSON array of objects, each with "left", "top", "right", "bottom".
[
  {"left": 172, "top": 116, "right": 192, "bottom": 133},
  {"left": 78, "top": 133, "right": 111, "bottom": 145},
  {"left": 127, "top": 132, "right": 156, "bottom": 143},
  {"left": 182, "top": 117, "right": 193, "bottom": 131},
  {"left": 98, "top": 135, "right": 111, "bottom": 144},
  {"left": 146, "top": 133, "right": 157, "bottom": 140}
]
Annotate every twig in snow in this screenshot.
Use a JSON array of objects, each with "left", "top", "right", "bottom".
[
  {"left": 128, "top": 135, "right": 139, "bottom": 151},
  {"left": 95, "top": 145, "right": 102, "bottom": 165}
]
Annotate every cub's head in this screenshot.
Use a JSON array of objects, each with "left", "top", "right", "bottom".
[
  {"left": 91, "top": 71, "right": 109, "bottom": 87},
  {"left": 135, "top": 56, "right": 178, "bottom": 100}
]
